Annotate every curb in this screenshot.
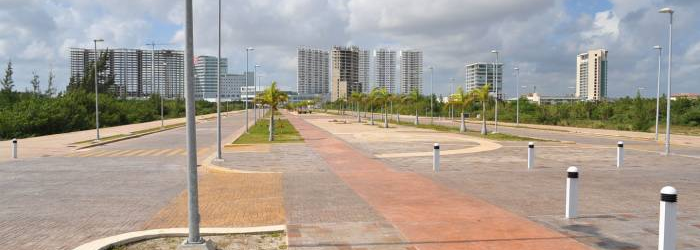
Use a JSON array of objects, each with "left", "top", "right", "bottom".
[{"left": 72, "top": 225, "right": 286, "bottom": 250}]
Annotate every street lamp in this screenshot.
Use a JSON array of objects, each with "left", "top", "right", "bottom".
[
  {"left": 429, "top": 66, "right": 434, "bottom": 124},
  {"left": 450, "top": 77, "right": 455, "bottom": 121},
  {"left": 244, "top": 47, "right": 254, "bottom": 132},
  {"left": 653, "top": 45, "right": 662, "bottom": 141},
  {"left": 161, "top": 62, "right": 167, "bottom": 130},
  {"left": 659, "top": 7, "right": 673, "bottom": 155},
  {"left": 514, "top": 67, "right": 520, "bottom": 126},
  {"left": 93, "top": 38, "right": 104, "bottom": 141},
  {"left": 254, "top": 64, "right": 261, "bottom": 123},
  {"left": 215, "top": 0, "right": 223, "bottom": 161},
  {"left": 491, "top": 50, "right": 500, "bottom": 133}
]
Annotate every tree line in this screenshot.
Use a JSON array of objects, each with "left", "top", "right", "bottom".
[
  {"left": 324, "top": 86, "right": 700, "bottom": 134},
  {"left": 0, "top": 53, "right": 244, "bottom": 140}
]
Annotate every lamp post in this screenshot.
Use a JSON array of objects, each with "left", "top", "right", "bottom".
[
  {"left": 491, "top": 50, "right": 500, "bottom": 133},
  {"left": 245, "top": 47, "right": 254, "bottom": 132},
  {"left": 161, "top": 62, "right": 167, "bottom": 129},
  {"left": 659, "top": 7, "right": 673, "bottom": 156},
  {"left": 93, "top": 39, "right": 104, "bottom": 141},
  {"left": 653, "top": 45, "right": 662, "bottom": 141},
  {"left": 514, "top": 67, "right": 520, "bottom": 126},
  {"left": 254, "top": 64, "right": 261, "bottom": 122},
  {"left": 450, "top": 77, "right": 455, "bottom": 121},
  {"left": 182, "top": 0, "right": 207, "bottom": 247},
  {"left": 429, "top": 66, "right": 434, "bottom": 124},
  {"left": 258, "top": 74, "right": 264, "bottom": 117},
  {"left": 215, "top": 0, "right": 222, "bottom": 161}
]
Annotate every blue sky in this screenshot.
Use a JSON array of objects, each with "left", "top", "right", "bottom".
[{"left": 1, "top": 0, "right": 699, "bottom": 98}]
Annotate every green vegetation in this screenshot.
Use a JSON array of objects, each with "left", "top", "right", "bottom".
[
  {"left": 0, "top": 56, "right": 245, "bottom": 140},
  {"left": 233, "top": 119, "right": 302, "bottom": 144},
  {"left": 390, "top": 118, "right": 543, "bottom": 141},
  {"left": 254, "top": 82, "right": 289, "bottom": 141},
  {"left": 323, "top": 88, "right": 700, "bottom": 135}
]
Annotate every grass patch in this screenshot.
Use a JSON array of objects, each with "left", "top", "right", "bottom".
[
  {"left": 392, "top": 119, "right": 544, "bottom": 141},
  {"left": 233, "top": 118, "right": 303, "bottom": 144}
]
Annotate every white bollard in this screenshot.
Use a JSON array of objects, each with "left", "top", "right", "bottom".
[
  {"left": 659, "top": 186, "right": 677, "bottom": 250},
  {"left": 11, "top": 138, "right": 17, "bottom": 159},
  {"left": 617, "top": 141, "right": 624, "bottom": 168},
  {"left": 527, "top": 142, "right": 535, "bottom": 169},
  {"left": 433, "top": 143, "right": 440, "bottom": 172},
  {"left": 566, "top": 166, "right": 578, "bottom": 219}
]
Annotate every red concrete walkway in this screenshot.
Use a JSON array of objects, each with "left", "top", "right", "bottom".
[{"left": 287, "top": 114, "right": 592, "bottom": 250}]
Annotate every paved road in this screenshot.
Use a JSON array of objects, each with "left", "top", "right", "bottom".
[{"left": 0, "top": 111, "right": 252, "bottom": 250}]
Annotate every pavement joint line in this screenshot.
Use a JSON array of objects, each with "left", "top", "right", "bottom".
[{"left": 71, "top": 225, "right": 286, "bottom": 250}]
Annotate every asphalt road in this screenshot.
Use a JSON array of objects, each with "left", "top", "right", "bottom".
[{"left": 0, "top": 111, "right": 252, "bottom": 250}]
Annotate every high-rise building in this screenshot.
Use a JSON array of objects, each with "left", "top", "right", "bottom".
[
  {"left": 576, "top": 49, "right": 608, "bottom": 101},
  {"left": 70, "top": 48, "right": 184, "bottom": 98},
  {"left": 399, "top": 50, "right": 423, "bottom": 94},
  {"left": 359, "top": 49, "right": 370, "bottom": 93},
  {"left": 297, "top": 47, "right": 329, "bottom": 95},
  {"left": 465, "top": 62, "right": 503, "bottom": 98},
  {"left": 374, "top": 48, "right": 397, "bottom": 93},
  {"left": 331, "top": 46, "right": 361, "bottom": 101},
  {"left": 194, "top": 55, "right": 228, "bottom": 101},
  {"left": 222, "top": 71, "right": 254, "bottom": 101}
]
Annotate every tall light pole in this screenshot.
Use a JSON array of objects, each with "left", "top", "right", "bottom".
[
  {"left": 427, "top": 66, "right": 434, "bottom": 124},
  {"left": 215, "top": 0, "right": 222, "bottom": 161},
  {"left": 514, "top": 67, "right": 520, "bottom": 126},
  {"left": 258, "top": 74, "right": 264, "bottom": 117},
  {"left": 653, "top": 45, "right": 663, "bottom": 141},
  {"left": 93, "top": 39, "right": 104, "bottom": 141},
  {"left": 161, "top": 62, "right": 167, "bottom": 129},
  {"left": 659, "top": 7, "right": 673, "bottom": 156},
  {"left": 182, "top": 0, "right": 206, "bottom": 247},
  {"left": 245, "top": 47, "right": 254, "bottom": 132},
  {"left": 450, "top": 77, "right": 455, "bottom": 121},
  {"left": 491, "top": 50, "right": 500, "bottom": 133},
  {"left": 254, "top": 64, "right": 261, "bottom": 123}
]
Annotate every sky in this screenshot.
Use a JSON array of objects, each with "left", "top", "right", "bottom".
[{"left": 1, "top": 0, "right": 699, "bottom": 98}]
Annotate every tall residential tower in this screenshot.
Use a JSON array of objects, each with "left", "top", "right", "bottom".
[
  {"left": 399, "top": 50, "right": 423, "bottom": 94},
  {"left": 297, "top": 47, "right": 329, "bottom": 95},
  {"left": 331, "top": 46, "right": 361, "bottom": 101},
  {"left": 576, "top": 49, "right": 608, "bottom": 101},
  {"left": 374, "top": 48, "right": 397, "bottom": 93}
]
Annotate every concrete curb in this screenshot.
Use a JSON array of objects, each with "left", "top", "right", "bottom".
[
  {"left": 72, "top": 225, "right": 286, "bottom": 250},
  {"left": 74, "top": 124, "right": 185, "bottom": 150}
]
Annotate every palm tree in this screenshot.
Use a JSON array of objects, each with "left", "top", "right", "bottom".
[
  {"left": 360, "top": 93, "right": 369, "bottom": 118},
  {"left": 407, "top": 89, "right": 422, "bottom": 125},
  {"left": 350, "top": 91, "right": 362, "bottom": 122},
  {"left": 473, "top": 83, "right": 491, "bottom": 135},
  {"left": 255, "top": 81, "right": 288, "bottom": 141},
  {"left": 449, "top": 87, "right": 474, "bottom": 133},
  {"left": 370, "top": 88, "right": 390, "bottom": 128}
]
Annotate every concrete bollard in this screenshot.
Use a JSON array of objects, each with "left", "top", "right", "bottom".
[
  {"left": 527, "top": 142, "right": 535, "bottom": 169},
  {"left": 617, "top": 141, "right": 624, "bottom": 168},
  {"left": 11, "top": 138, "right": 17, "bottom": 159},
  {"left": 659, "top": 186, "right": 677, "bottom": 250},
  {"left": 433, "top": 143, "right": 440, "bottom": 172},
  {"left": 566, "top": 166, "right": 578, "bottom": 219}
]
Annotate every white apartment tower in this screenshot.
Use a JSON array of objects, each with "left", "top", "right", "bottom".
[
  {"left": 399, "top": 50, "right": 423, "bottom": 94},
  {"left": 465, "top": 63, "right": 503, "bottom": 99},
  {"left": 576, "top": 49, "right": 608, "bottom": 101},
  {"left": 331, "top": 46, "right": 361, "bottom": 101},
  {"left": 359, "top": 50, "right": 371, "bottom": 93},
  {"left": 374, "top": 49, "right": 397, "bottom": 93},
  {"left": 297, "top": 47, "right": 329, "bottom": 95}
]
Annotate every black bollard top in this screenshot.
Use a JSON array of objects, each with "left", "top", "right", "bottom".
[
  {"left": 567, "top": 166, "right": 578, "bottom": 178},
  {"left": 660, "top": 186, "right": 677, "bottom": 203},
  {"left": 618, "top": 141, "right": 624, "bottom": 147},
  {"left": 434, "top": 143, "right": 440, "bottom": 150},
  {"left": 528, "top": 142, "right": 534, "bottom": 148}
]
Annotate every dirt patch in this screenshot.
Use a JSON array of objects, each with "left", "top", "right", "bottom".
[{"left": 108, "top": 232, "right": 287, "bottom": 250}]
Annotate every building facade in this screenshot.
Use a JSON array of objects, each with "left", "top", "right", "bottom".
[
  {"left": 297, "top": 47, "right": 329, "bottom": 95},
  {"left": 399, "top": 50, "right": 423, "bottom": 94},
  {"left": 359, "top": 49, "right": 371, "bottom": 93},
  {"left": 194, "top": 56, "right": 228, "bottom": 101},
  {"left": 374, "top": 48, "right": 397, "bottom": 93},
  {"left": 465, "top": 62, "right": 503, "bottom": 99},
  {"left": 70, "top": 48, "right": 184, "bottom": 98},
  {"left": 222, "top": 71, "right": 254, "bottom": 101},
  {"left": 331, "top": 46, "right": 361, "bottom": 101},
  {"left": 575, "top": 49, "right": 608, "bottom": 101}
]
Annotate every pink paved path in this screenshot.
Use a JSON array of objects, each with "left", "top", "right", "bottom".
[{"left": 287, "top": 114, "right": 592, "bottom": 250}]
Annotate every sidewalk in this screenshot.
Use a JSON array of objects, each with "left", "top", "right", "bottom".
[
  {"left": 0, "top": 110, "right": 243, "bottom": 162},
  {"left": 287, "top": 113, "right": 592, "bottom": 250}
]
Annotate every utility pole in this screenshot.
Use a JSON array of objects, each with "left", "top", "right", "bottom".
[
  {"left": 216, "top": 0, "right": 223, "bottom": 161},
  {"left": 93, "top": 39, "right": 103, "bottom": 141}
]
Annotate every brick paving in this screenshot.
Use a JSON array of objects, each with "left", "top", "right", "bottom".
[
  {"left": 287, "top": 113, "right": 592, "bottom": 250},
  {"left": 142, "top": 172, "right": 286, "bottom": 229}
]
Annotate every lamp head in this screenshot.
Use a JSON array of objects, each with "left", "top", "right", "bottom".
[
  {"left": 94, "top": 39, "right": 104, "bottom": 42},
  {"left": 514, "top": 67, "right": 519, "bottom": 71},
  {"left": 658, "top": 7, "right": 673, "bottom": 14},
  {"left": 246, "top": 47, "right": 255, "bottom": 51},
  {"left": 491, "top": 50, "right": 498, "bottom": 54},
  {"left": 653, "top": 45, "right": 662, "bottom": 50}
]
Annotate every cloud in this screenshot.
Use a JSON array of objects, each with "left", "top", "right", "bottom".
[{"left": 0, "top": 0, "right": 698, "bottom": 97}]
